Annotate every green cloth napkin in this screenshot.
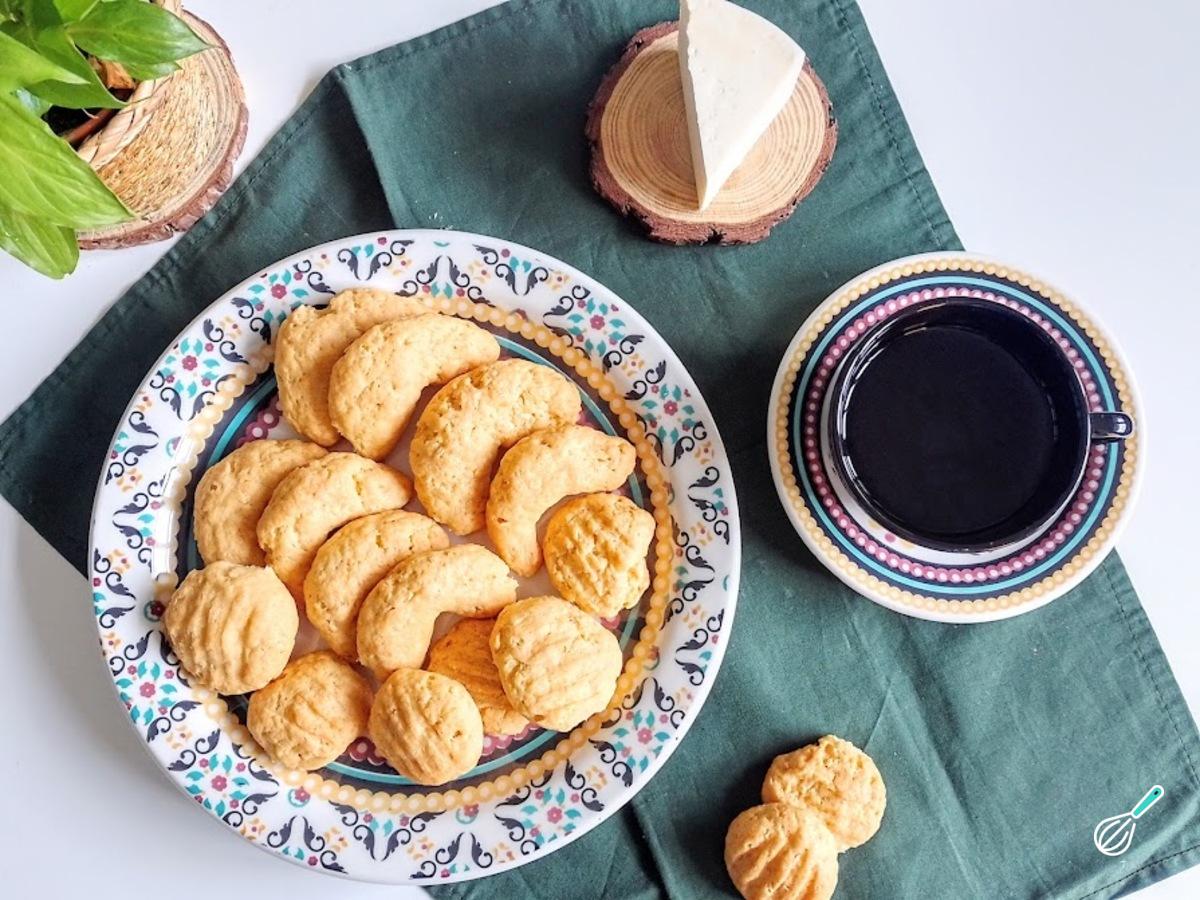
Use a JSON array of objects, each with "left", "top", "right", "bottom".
[{"left": 3, "top": 0, "right": 1198, "bottom": 896}]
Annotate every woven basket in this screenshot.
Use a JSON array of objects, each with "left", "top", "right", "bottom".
[{"left": 75, "top": 0, "right": 182, "bottom": 171}]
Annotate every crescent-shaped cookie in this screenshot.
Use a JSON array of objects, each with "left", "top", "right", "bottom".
[
  {"left": 329, "top": 314, "right": 501, "bottom": 460},
  {"left": 256, "top": 452, "right": 413, "bottom": 602},
  {"left": 486, "top": 425, "right": 637, "bottom": 576},
  {"left": 274, "top": 289, "right": 428, "bottom": 445},
  {"left": 303, "top": 510, "right": 449, "bottom": 659},
  {"left": 410, "top": 359, "right": 582, "bottom": 534},
  {"left": 192, "top": 439, "right": 327, "bottom": 567},
  {"left": 427, "top": 618, "right": 528, "bottom": 736},
  {"left": 356, "top": 544, "right": 517, "bottom": 680}
]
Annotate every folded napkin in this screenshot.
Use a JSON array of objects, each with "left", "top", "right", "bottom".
[{"left": 3, "top": 0, "right": 1198, "bottom": 896}]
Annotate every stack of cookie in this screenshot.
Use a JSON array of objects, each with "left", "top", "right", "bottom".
[
  {"left": 725, "top": 736, "right": 887, "bottom": 900},
  {"left": 164, "top": 289, "right": 657, "bottom": 786}
]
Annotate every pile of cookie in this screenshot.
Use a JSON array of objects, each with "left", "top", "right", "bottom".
[
  {"left": 163, "top": 288, "right": 656, "bottom": 785},
  {"left": 725, "top": 736, "right": 887, "bottom": 900}
]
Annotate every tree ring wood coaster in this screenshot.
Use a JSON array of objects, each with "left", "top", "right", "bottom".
[
  {"left": 587, "top": 21, "right": 836, "bottom": 245},
  {"left": 78, "top": 13, "right": 248, "bottom": 250}
]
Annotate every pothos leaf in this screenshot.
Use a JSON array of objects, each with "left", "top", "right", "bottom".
[
  {"left": 0, "top": 26, "right": 84, "bottom": 87},
  {"left": 0, "top": 95, "right": 129, "bottom": 227},
  {"left": 18, "top": 24, "right": 124, "bottom": 109},
  {"left": 68, "top": 0, "right": 208, "bottom": 66},
  {"left": 0, "top": 201, "right": 78, "bottom": 278},
  {"left": 12, "top": 86, "right": 50, "bottom": 115},
  {"left": 52, "top": 0, "right": 98, "bottom": 22},
  {"left": 118, "top": 57, "right": 177, "bottom": 82}
]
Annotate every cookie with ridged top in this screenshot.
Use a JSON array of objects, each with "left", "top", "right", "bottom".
[
  {"left": 368, "top": 668, "right": 483, "bottom": 785},
  {"left": 163, "top": 562, "right": 298, "bottom": 695},
  {"left": 256, "top": 452, "right": 412, "bottom": 602},
  {"left": 725, "top": 803, "right": 839, "bottom": 900},
  {"left": 304, "top": 510, "right": 448, "bottom": 659},
  {"left": 274, "top": 289, "right": 428, "bottom": 445},
  {"left": 329, "top": 314, "right": 500, "bottom": 460},
  {"left": 428, "top": 618, "right": 528, "bottom": 736},
  {"left": 490, "top": 596, "right": 622, "bottom": 732},
  {"left": 486, "top": 425, "right": 637, "bottom": 577},
  {"left": 410, "top": 359, "right": 582, "bottom": 535},
  {"left": 543, "top": 492, "right": 655, "bottom": 618},
  {"left": 247, "top": 650, "right": 372, "bottom": 771},
  {"left": 193, "top": 439, "right": 326, "bottom": 567}
]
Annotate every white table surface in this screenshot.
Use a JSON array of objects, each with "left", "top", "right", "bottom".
[{"left": 2, "top": 1, "right": 1197, "bottom": 897}]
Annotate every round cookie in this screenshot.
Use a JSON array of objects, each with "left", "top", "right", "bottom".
[
  {"left": 329, "top": 314, "right": 500, "bottom": 460},
  {"left": 428, "top": 618, "right": 528, "bottom": 736},
  {"left": 274, "top": 289, "right": 429, "bottom": 445},
  {"left": 163, "top": 562, "right": 298, "bottom": 695},
  {"left": 761, "top": 735, "right": 887, "bottom": 851},
  {"left": 490, "top": 596, "right": 622, "bottom": 732},
  {"left": 486, "top": 425, "right": 637, "bottom": 577},
  {"left": 247, "top": 650, "right": 373, "bottom": 771},
  {"left": 544, "top": 493, "right": 655, "bottom": 618},
  {"left": 304, "top": 510, "right": 449, "bottom": 659},
  {"left": 368, "top": 668, "right": 483, "bottom": 785},
  {"left": 410, "top": 359, "right": 582, "bottom": 535},
  {"left": 257, "top": 452, "right": 413, "bottom": 602},
  {"left": 356, "top": 544, "right": 517, "bottom": 680},
  {"left": 193, "top": 439, "right": 327, "bottom": 566},
  {"left": 725, "top": 803, "right": 839, "bottom": 900}
]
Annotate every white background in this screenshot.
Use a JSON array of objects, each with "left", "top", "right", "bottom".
[{"left": 2, "top": 1, "right": 1197, "bottom": 897}]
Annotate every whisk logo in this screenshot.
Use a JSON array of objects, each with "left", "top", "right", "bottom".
[{"left": 1093, "top": 785, "right": 1164, "bottom": 857}]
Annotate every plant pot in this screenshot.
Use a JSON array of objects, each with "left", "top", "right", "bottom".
[{"left": 77, "top": 1, "right": 248, "bottom": 249}]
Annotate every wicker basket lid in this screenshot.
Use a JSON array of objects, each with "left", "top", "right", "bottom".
[{"left": 78, "top": 12, "right": 247, "bottom": 249}]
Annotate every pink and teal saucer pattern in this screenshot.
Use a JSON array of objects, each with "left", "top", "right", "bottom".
[
  {"left": 89, "top": 231, "right": 740, "bottom": 884},
  {"left": 767, "top": 252, "right": 1141, "bottom": 622}
]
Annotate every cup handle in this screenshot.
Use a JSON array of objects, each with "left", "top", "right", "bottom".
[{"left": 1091, "top": 412, "right": 1135, "bottom": 442}]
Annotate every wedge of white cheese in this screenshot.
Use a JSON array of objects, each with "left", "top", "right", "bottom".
[{"left": 678, "top": 0, "right": 806, "bottom": 210}]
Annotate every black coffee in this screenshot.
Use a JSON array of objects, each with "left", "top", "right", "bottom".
[{"left": 835, "top": 301, "right": 1086, "bottom": 549}]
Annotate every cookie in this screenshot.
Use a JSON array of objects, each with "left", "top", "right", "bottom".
[
  {"left": 303, "top": 510, "right": 449, "bottom": 659},
  {"left": 247, "top": 650, "right": 373, "bottom": 771},
  {"left": 368, "top": 668, "right": 483, "bottom": 785},
  {"left": 544, "top": 493, "right": 655, "bottom": 618},
  {"left": 428, "top": 618, "right": 528, "bottom": 736},
  {"left": 193, "top": 439, "right": 327, "bottom": 567},
  {"left": 490, "top": 596, "right": 622, "bottom": 732},
  {"left": 725, "top": 803, "right": 839, "bottom": 900},
  {"left": 486, "top": 425, "right": 637, "bottom": 577},
  {"left": 163, "top": 562, "right": 298, "bottom": 695},
  {"left": 274, "top": 289, "right": 428, "bottom": 445},
  {"left": 410, "top": 359, "right": 582, "bottom": 534},
  {"left": 256, "top": 452, "right": 413, "bottom": 601},
  {"left": 761, "top": 735, "right": 887, "bottom": 851},
  {"left": 329, "top": 314, "right": 500, "bottom": 460},
  {"left": 356, "top": 544, "right": 517, "bottom": 680}
]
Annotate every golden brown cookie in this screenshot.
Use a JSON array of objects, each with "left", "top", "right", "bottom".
[
  {"left": 193, "top": 439, "right": 327, "bottom": 567},
  {"left": 490, "top": 596, "right": 623, "bottom": 732},
  {"left": 328, "top": 314, "right": 501, "bottom": 460},
  {"left": 274, "top": 289, "right": 428, "bottom": 445},
  {"left": 410, "top": 359, "right": 582, "bottom": 535},
  {"left": 163, "top": 562, "right": 298, "bottom": 695},
  {"left": 725, "top": 803, "right": 839, "bottom": 900},
  {"left": 356, "top": 544, "right": 517, "bottom": 680},
  {"left": 543, "top": 493, "right": 655, "bottom": 618},
  {"left": 761, "top": 735, "right": 887, "bottom": 851},
  {"left": 256, "top": 452, "right": 413, "bottom": 601},
  {"left": 246, "top": 650, "right": 373, "bottom": 771},
  {"left": 303, "top": 510, "right": 448, "bottom": 659},
  {"left": 368, "top": 668, "right": 483, "bottom": 785},
  {"left": 427, "top": 618, "right": 528, "bottom": 736},
  {"left": 486, "top": 425, "right": 637, "bottom": 577}
]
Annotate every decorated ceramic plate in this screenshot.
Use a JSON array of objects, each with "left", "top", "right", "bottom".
[
  {"left": 88, "top": 230, "right": 740, "bottom": 883},
  {"left": 767, "top": 252, "right": 1141, "bottom": 623}
]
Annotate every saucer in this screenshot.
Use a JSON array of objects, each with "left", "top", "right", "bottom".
[{"left": 767, "top": 253, "right": 1142, "bottom": 622}]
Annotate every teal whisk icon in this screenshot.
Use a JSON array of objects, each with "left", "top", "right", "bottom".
[{"left": 1093, "top": 785, "right": 1164, "bottom": 857}]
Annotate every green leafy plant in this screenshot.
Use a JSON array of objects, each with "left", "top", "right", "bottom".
[{"left": 0, "top": 0, "right": 208, "bottom": 277}]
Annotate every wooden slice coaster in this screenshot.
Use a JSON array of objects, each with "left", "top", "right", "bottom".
[
  {"left": 587, "top": 22, "right": 836, "bottom": 245},
  {"left": 78, "top": 13, "right": 248, "bottom": 250}
]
